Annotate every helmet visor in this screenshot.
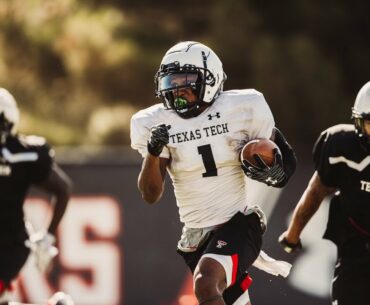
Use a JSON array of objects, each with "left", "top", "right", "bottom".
[{"left": 158, "top": 72, "right": 199, "bottom": 91}]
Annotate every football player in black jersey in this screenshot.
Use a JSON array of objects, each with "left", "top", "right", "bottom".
[
  {"left": 279, "top": 81, "right": 370, "bottom": 305},
  {"left": 0, "top": 88, "right": 72, "bottom": 305}
]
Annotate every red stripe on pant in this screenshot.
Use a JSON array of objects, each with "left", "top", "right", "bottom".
[
  {"left": 240, "top": 274, "right": 253, "bottom": 291},
  {"left": 231, "top": 254, "right": 239, "bottom": 285},
  {"left": 0, "top": 280, "right": 5, "bottom": 294}
]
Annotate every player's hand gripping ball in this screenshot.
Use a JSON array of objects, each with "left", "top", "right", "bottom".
[
  {"left": 241, "top": 138, "right": 278, "bottom": 167},
  {"left": 241, "top": 139, "right": 286, "bottom": 186}
]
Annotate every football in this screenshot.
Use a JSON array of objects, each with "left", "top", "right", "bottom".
[{"left": 241, "top": 138, "right": 279, "bottom": 167}]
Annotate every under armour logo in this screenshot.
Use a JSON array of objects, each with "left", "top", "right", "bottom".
[
  {"left": 216, "top": 240, "right": 227, "bottom": 248},
  {"left": 265, "top": 177, "right": 278, "bottom": 185},
  {"left": 208, "top": 112, "right": 220, "bottom": 120}
]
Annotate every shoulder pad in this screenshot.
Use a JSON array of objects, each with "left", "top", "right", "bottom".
[
  {"left": 20, "top": 135, "right": 47, "bottom": 147},
  {"left": 132, "top": 103, "right": 166, "bottom": 120},
  {"left": 17, "top": 134, "right": 54, "bottom": 158},
  {"left": 325, "top": 124, "right": 355, "bottom": 136},
  {"left": 220, "top": 89, "right": 262, "bottom": 100}
]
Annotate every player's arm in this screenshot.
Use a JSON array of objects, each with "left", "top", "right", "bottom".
[
  {"left": 137, "top": 123, "right": 170, "bottom": 204},
  {"left": 36, "top": 163, "right": 72, "bottom": 235},
  {"left": 278, "top": 171, "right": 336, "bottom": 252},
  {"left": 138, "top": 156, "right": 169, "bottom": 204}
]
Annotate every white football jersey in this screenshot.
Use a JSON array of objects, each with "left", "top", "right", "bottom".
[{"left": 130, "top": 89, "right": 275, "bottom": 228}]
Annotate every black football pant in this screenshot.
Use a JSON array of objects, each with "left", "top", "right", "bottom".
[
  {"left": 177, "top": 212, "right": 263, "bottom": 304},
  {"left": 332, "top": 238, "right": 370, "bottom": 305},
  {"left": 0, "top": 240, "right": 30, "bottom": 288}
]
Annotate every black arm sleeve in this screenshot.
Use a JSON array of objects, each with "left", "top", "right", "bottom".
[
  {"left": 273, "top": 127, "right": 297, "bottom": 187},
  {"left": 312, "top": 130, "right": 337, "bottom": 187},
  {"left": 28, "top": 143, "right": 54, "bottom": 184}
]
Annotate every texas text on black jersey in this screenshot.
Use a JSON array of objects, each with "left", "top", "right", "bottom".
[
  {"left": 313, "top": 124, "right": 370, "bottom": 241},
  {"left": 0, "top": 134, "right": 53, "bottom": 242}
]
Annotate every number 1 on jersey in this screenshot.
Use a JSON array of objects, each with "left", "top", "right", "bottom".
[{"left": 198, "top": 144, "right": 218, "bottom": 177}]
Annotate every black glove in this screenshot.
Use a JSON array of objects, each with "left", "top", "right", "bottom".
[
  {"left": 147, "top": 124, "right": 171, "bottom": 157},
  {"left": 278, "top": 235, "right": 302, "bottom": 253},
  {"left": 241, "top": 148, "right": 287, "bottom": 187},
  {"left": 272, "top": 127, "right": 297, "bottom": 186}
]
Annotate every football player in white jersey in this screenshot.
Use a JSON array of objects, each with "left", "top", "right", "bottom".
[{"left": 131, "top": 41, "right": 296, "bottom": 305}]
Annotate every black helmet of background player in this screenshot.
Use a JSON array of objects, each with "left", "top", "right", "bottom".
[
  {"left": 0, "top": 88, "right": 19, "bottom": 145},
  {"left": 352, "top": 81, "right": 370, "bottom": 149},
  {"left": 155, "top": 41, "right": 227, "bottom": 119}
]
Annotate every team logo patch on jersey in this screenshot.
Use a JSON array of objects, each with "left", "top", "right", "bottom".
[
  {"left": 216, "top": 240, "right": 228, "bottom": 248},
  {"left": 208, "top": 112, "right": 221, "bottom": 120},
  {"left": 265, "top": 177, "right": 278, "bottom": 185}
]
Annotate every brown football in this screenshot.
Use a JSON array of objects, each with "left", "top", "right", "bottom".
[{"left": 241, "top": 138, "right": 279, "bottom": 167}]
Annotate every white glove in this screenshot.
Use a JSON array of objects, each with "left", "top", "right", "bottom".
[
  {"left": 25, "top": 230, "right": 59, "bottom": 273},
  {"left": 252, "top": 250, "right": 292, "bottom": 278}
]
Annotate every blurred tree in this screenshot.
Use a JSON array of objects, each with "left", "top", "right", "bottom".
[{"left": 0, "top": 0, "right": 368, "bottom": 156}]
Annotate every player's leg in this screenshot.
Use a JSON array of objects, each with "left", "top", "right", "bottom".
[
  {"left": 332, "top": 257, "right": 370, "bottom": 304},
  {"left": 223, "top": 272, "right": 252, "bottom": 305},
  {"left": 192, "top": 258, "right": 253, "bottom": 305},
  {"left": 331, "top": 237, "right": 370, "bottom": 305},
  {"left": 196, "top": 257, "right": 253, "bottom": 305},
  {"left": 0, "top": 279, "right": 16, "bottom": 305},
  {"left": 194, "top": 211, "right": 263, "bottom": 305},
  {"left": 0, "top": 242, "right": 30, "bottom": 305},
  {"left": 193, "top": 257, "right": 226, "bottom": 305}
]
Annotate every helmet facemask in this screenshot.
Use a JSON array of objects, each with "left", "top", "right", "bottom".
[
  {"left": 352, "top": 109, "right": 370, "bottom": 141},
  {"left": 352, "top": 81, "right": 370, "bottom": 150},
  {"left": 156, "top": 61, "right": 216, "bottom": 118}
]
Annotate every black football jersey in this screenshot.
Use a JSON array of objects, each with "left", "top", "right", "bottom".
[
  {"left": 0, "top": 134, "right": 53, "bottom": 242},
  {"left": 313, "top": 124, "right": 370, "bottom": 232}
]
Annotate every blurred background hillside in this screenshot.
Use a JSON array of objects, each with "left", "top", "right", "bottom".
[{"left": 0, "top": 0, "right": 369, "bottom": 159}]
